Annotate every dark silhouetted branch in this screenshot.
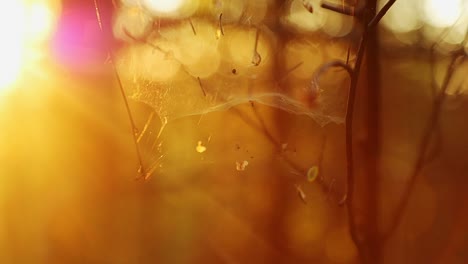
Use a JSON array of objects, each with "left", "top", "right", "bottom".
[
  {"left": 320, "top": 0, "right": 398, "bottom": 262},
  {"left": 368, "top": 0, "right": 396, "bottom": 27}
]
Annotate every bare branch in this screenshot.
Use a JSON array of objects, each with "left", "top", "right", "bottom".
[
  {"left": 321, "top": 1, "right": 359, "bottom": 16},
  {"left": 331, "top": 0, "right": 398, "bottom": 260},
  {"left": 382, "top": 51, "right": 466, "bottom": 241},
  {"left": 368, "top": 0, "right": 397, "bottom": 27},
  {"left": 93, "top": 0, "right": 147, "bottom": 179}
]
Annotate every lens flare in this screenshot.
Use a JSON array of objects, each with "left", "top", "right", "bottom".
[
  {"left": 0, "top": 1, "right": 26, "bottom": 90},
  {"left": 27, "top": 2, "right": 56, "bottom": 42},
  {"left": 0, "top": 0, "right": 58, "bottom": 91}
]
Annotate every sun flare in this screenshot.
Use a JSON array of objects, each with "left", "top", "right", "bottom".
[
  {"left": 0, "top": 2, "right": 26, "bottom": 90},
  {"left": 0, "top": 0, "right": 58, "bottom": 92},
  {"left": 423, "top": 0, "right": 463, "bottom": 28}
]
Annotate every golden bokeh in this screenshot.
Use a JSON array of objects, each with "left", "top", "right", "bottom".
[
  {"left": 380, "top": 0, "right": 423, "bottom": 33},
  {"left": 286, "top": 0, "right": 325, "bottom": 32},
  {"left": 113, "top": 6, "right": 153, "bottom": 41},
  {"left": 422, "top": 0, "right": 463, "bottom": 28},
  {"left": 380, "top": 0, "right": 468, "bottom": 51},
  {"left": 322, "top": 9, "right": 354, "bottom": 37},
  {"left": 144, "top": 0, "right": 185, "bottom": 13},
  {"left": 0, "top": 0, "right": 467, "bottom": 263},
  {"left": 161, "top": 19, "right": 218, "bottom": 67},
  {"left": 220, "top": 25, "right": 274, "bottom": 77}
]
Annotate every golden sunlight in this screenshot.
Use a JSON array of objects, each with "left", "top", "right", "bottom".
[
  {"left": 0, "top": 0, "right": 57, "bottom": 91},
  {"left": 0, "top": 1, "right": 26, "bottom": 90},
  {"left": 380, "top": 0, "right": 421, "bottom": 33},
  {"left": 423, "top": 0, "right": 462, "bottom": 28},
  {"left": 26, "top": 2, "right": 56, "bottom": 42},
  {"left": 144, "top": 0, "right": 185, "bottom": 13}
]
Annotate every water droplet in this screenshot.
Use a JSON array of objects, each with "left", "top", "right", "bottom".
[
  {"left": 196, "top": 141, "right": 207, "bottom": 153},
  {"left": 307, "top": 166, "right": 319, "bottom": 182},
  {"left": 251, "top": 52, "right": 261, "bottom": 66}
]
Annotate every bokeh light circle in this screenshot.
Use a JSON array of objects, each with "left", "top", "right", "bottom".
[
  {"left": 422, "top": 0, "right": 462, "bottom": 28},
  {"left": 144, "top": 0, "right": 185, "bottom": 13}
]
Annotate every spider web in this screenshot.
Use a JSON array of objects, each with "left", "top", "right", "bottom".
[{"left": 114, "top": 14, "right": 349, "bottom": 126}]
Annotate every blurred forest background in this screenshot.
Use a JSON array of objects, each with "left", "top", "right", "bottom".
[{"left": 0, "top": 0, "right": 467, "bottom": 263}]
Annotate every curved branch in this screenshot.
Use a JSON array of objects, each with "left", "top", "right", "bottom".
[
  {"left": 311, "top": 60, "right": 354, "bottom": 91},
  {"left": 311, "top": 59, "right": 365, "bottom": 259},
  {"left": 310, "top": 60, "right": 354, "bottom": 205}
]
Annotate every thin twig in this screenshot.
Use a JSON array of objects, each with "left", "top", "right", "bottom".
[
  {"left": 189, "top": 19, "right": 197, "bottom": 35},
  {"left": 244, "top": 89, "right": 343, "bottom": 206},
  {"left": 197, "top": 77, "right": 207, "bottom": 97},
  {"left": 218, "top": 13, "right": 224, "bottom": 36},
  {"left": 364, "top": 0, "right": 384, "bottom": 260},
  {"left": 381, "top": 52, "right": 466, "bottom": 241},
  {"left": 310, "top": 60, "right": 353, "bottom": 205},
  {"left": 252, "top": 28, "right": 261, "bottom": 66},
  {"left": 382, "top": 26, "right": 468, "bottom": 242},
  {"left": 329, "top": 0, "right": 398, "bottom": 261},
  {"left": 280, "top": 61, "right": 304, "bottom": 83},
  {"left": 123, "top": 27, "right": 167, "bottom": 54},
  {"left": 93, "top": 0, "right": 146, "bottom": 178},
  {"left": 424, "top": 46, "right": 443, "bottom": 164},
  {"left": 426, "top": 22, "right": 467, "bottom": 162},
  {"left": 221, "top": 94, "right": 337, "bottom": 199},
  {"left": 346, "top": 43, "right": 352, "bottom": 65},
  {"left": 321, "top": 1, "right": 359, "bottom": 16},
  {"left": 342, "top": 38, "right": 366, "bottom": 258},
  {"left": 368, "top": 0, "right": 397, "bottom": 28}
]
